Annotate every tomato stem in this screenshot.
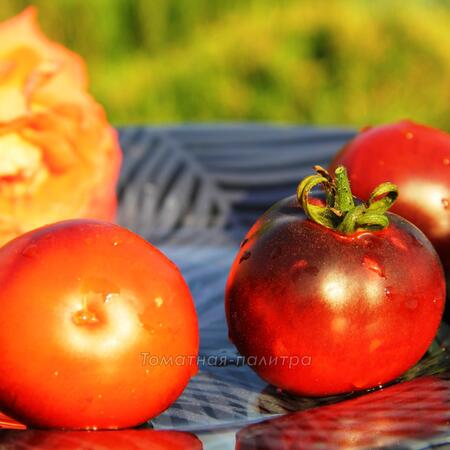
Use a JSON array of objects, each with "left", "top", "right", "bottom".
[
  {"left": 297, "top": 166, "right": 398, "bottom": 235},
  {"left": 334, "top": 166, "right": 355, "bottom": 213}
]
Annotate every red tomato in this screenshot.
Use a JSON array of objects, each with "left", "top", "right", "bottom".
[
  {"left": 226, "top": 166, "right": 445, "bottom": 396},
  {"left": 330, "top": 120, "right": 450, "bottom": 272},
  {"left": 0, "top": 220, "right": 198, "bottom": 429},
  {"left": 0, "top": 429, "right": 202, "bottom": 450}
]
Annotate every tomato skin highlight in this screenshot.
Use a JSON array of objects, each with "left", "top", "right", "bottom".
[
  {"left": 330, "top": 120, "right": 450, "bottom": 273},
  {"left": 0, "top": 220, "right": 199, "bottom": 429},
  {"left": 225, "top": 196, "right": 445, "bottom": 396}
]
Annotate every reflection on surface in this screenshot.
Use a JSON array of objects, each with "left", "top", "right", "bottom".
[
  {"left": 0, "top": 429, "right": 202, "bottom": 449},
  {"left": 0, "top": 412, "right": 25, "bottom": 430},
  {"left": 237, "top": 374, "right": 450, "bottom": 449}
]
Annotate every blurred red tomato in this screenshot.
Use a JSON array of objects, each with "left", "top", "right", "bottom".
[
  {"left": 330, "top": 120, "right": 450, "bottom": 272},
  {"left": 0, "top": 220, "right": 198, "bottom": 429}
]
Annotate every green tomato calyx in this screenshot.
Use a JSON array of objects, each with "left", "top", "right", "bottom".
[{"left": 296, "top": 165, "right": 398, "bottom": 235}]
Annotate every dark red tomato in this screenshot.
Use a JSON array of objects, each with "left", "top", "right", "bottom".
[
  {"left": 226, "top": 167, "right": 445, "bottom": 396},
  {"left": 0, "top": 220, "right": 198, "bottom": 429},
  {"left": 0, "top": 429, "right": 202, "bottom": 450},
  {"left": 330, "top": 120, "right": 450, "bottom": 272}
]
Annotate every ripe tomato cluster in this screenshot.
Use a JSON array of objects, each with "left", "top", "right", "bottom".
[{"left": 330, "top": 120, "right": 450, "bottom": 274}]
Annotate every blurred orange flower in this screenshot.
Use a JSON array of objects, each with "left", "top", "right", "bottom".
[{"left": 0, "top": 7, "right": 121, "bottom": 244}]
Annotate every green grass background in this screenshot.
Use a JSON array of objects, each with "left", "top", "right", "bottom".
[{"left": 1, "top": 0, "right": 449, "bottom": 129}]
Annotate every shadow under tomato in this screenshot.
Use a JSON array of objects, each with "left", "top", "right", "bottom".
[
  {"left": 237, "top": 374, "right": 450, "bottom": 449},
  {"left": 0, "top": 429, "right": 202, "bottom": 450}
]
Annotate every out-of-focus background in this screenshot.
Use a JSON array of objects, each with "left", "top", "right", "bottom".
[{"left": 1, "top": 0, "right": 449, "bottom": 129}]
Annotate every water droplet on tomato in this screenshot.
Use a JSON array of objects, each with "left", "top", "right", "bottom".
[
  {"left": 72, "top": 309, "right": 100, "bottom": 326},
  {"left": 294, "top": 259, "right": 308, "bottom": 270},
  {"left": 239, "top": 251, "right": 251, "bottom": 264},
  {"left": 363, "top": 255, "right": 385, "bottom": 278},
  {"left": 290, "top": 260, "right": 319, "bottom": 281},
  {"left": 53, "top": 371, "right": 59, "bottom": 377},
  {"left": 357, "top": 233, "right": 382, "bottom": 249},
  {"left": 443, "top": 158, "right": 450, "bottom": 166},
  {"left": 405, "top": 131, "right": 414, "bottom": 140},
  {"left": 356, "top": 233, "right": 371, "bottom": 247},
  {"left": 384, "top": 287, "right": 393, "bottom": 299},
  {"left": 290, "top": 259, "right": 307, "bottom": 280},
  {"left": 390, "top": 236, "right": 407, "bottom": 251},
  {"left": 21, "top": 243, "right": 39, "bottom": 258},
  {"left": 442, "top": 198, "right": 449, "bottom": 210}
]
